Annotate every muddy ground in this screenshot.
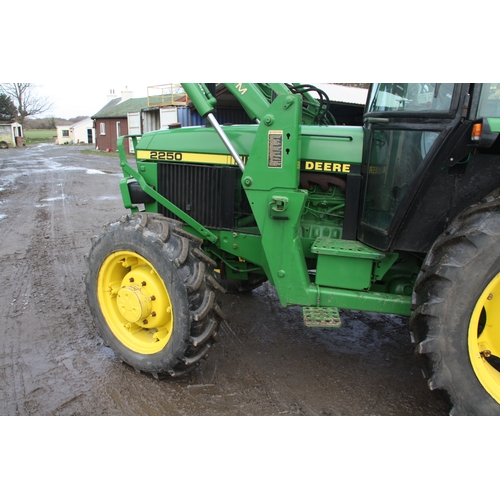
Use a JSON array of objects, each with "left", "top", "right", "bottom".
[{"left": 0, "top": 143, "right": 449, "bottom": 416}]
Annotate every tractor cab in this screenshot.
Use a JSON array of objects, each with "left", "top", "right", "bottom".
[
  {"left": 359, "top": 83, "right": 464, "bottom": 252},
  {"left": 359, "top": 83, "right": 500, "bottom": 254}
]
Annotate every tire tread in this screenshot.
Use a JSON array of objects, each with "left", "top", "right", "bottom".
[{"left": 85, "top": 212, "right": 223, "bottom": 377}]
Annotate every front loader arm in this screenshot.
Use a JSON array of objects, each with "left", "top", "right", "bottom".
[
  {"left": 181, "top": 82, "right": 335, "bottom": 126},
  {"left": 223, "top": 83, "right": 276, "bottom": 121},
  {"left": 180, "top": 83, "right": 217, "bottom": 118},
  {"left": 181, "top": 82, "right": 278, "bottom": 123}
]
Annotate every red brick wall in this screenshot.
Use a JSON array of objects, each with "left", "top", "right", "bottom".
[{"left": 95, "top": 118, "right": 129, "bottom": 153}]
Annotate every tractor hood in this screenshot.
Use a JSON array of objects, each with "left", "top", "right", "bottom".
[{"left": 134, "top": 124, "right": 363, "bottom": 168}]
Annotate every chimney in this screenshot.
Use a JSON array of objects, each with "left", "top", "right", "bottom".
[
  {"left": 121, "top": 86, "right": 133, "bottom": 102},
  {"left": 107, "top": 89, "right": 117, "bottom": 102}
]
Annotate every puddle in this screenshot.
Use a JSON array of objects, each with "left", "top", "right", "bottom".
[
  {"left": 0, "top": 172, "right": 22, "bottom": 190},
  {"left": 41, "top": 194, "right": 69, "bottom": 202},
  {"left": 94, "top": 195, "right": 121, "bottom": 200},
  {"left": 1, "top": 148, "right": 119, "bottom": 197}
]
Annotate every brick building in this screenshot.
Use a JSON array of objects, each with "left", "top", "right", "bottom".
[{"left": 91, "top": 96, "right": 148, "bottom": 153}]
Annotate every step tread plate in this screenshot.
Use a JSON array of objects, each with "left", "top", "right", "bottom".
[{"left": 303, "top": 306, "right": 342, "bottom": 328}]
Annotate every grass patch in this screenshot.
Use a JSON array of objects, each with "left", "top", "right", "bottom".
[{"left": 24, "top": 129, "right": 57, "bottom": 144}]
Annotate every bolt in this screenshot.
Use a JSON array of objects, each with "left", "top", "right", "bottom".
[
  {"left": 151, "top": 312, "right": 157, "bottom": 317},
  {"left": 143, "top": 319, "right": 148, "bottom": 325},
  {"left": 141, "top": 281, "right": 147, "bottom": 286},
  {"left": 488, "top": 293, "right": 494, "bottom": 300},
  {"left": 150, "top": 295, "right": 156, "bottom": 301},
  {"left": 482, "top": 350, "right": 492, "bottom": 358},
  {"left": 284, "top": 96, "right": 294, "bottom": 108},
  {"left": 263, "top": 114, "right": 274, "bottom": 126},
  {"left": 129, "top": 277, "right": 134, "bottom": 282}
]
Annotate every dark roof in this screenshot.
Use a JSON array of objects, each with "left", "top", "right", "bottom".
[
  {"left": 92, "top": 97, "right": 120, "bottom": 117},
  {"left": 91, "top": 97, "right": 149, "bottom": 119}
]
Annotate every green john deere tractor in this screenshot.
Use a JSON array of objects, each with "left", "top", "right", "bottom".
[{"left": 85, "top": 83, "right": 500, "bottom": 415}]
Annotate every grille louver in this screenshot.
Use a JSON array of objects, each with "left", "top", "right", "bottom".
[{"left": 157, "top": 162, "right": 239, "bottom": 230}]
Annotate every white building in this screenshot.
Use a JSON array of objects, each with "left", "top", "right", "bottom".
[
  {"left": 0, "top": 121, "right": 23, "bottom": 148},
  {"left": 56, "top": 117, "right": 95, "bottom": 145}
]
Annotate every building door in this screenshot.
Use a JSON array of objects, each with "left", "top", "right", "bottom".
[
  {"left": 127, "top": 112, "right": 141, "bottom": 152},
  {"left": 160, "top": 108, "right": 178, "bottom": 129},
  {"left": 87, "top": 129, "right": 93, "bottom": 143}
]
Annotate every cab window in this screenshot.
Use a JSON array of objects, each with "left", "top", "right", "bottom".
[
  {"left": 367, "top": 83, "right": 455, "bottom": 114},
  {"left": 477, "top": 84, "right": 500, "bottom": 118}
]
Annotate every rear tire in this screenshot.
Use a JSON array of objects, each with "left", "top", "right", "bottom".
[
  {"left": 85, "top": 213, "right": 225, "bottom": 377},
  {"left": 410, "top": 194, "right": 500, "bottom": 415}
]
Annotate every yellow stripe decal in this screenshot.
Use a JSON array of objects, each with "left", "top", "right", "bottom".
[{"left": 136, "top": 150, "right": 243, "bottom": 165}]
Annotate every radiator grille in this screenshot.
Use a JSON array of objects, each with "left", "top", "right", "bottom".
[{"left": 157, "top": 162, "right": 245, "bottom": 230}]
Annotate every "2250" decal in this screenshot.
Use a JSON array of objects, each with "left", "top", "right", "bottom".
[{"left": 149, "top": 151, "right": 183, "bottom": 161}]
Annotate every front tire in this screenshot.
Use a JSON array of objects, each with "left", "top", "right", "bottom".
[
  {"left": 85, "top": 213, "right": 225, "bottom": 377},
  {"left": 410, "top": 194, "right": 500, "bottom": 415}
]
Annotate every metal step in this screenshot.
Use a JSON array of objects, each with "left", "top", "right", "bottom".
[
  {"left": 311, "top": 237, "right": 385, "bottom": 259},
  {"left": 303, "top": 306, "right": 342, "bottom": 328}
]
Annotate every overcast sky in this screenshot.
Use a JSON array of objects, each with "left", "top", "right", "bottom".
[
  {"left": 5, "top": 4, "right": 491, "bottom": 121},
  {"left": 38, "top": 81, "right": 161, "bottom": 119}
]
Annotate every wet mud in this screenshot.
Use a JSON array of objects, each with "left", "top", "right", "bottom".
[{"left": 0, "top": 144, "right": 449, "bottom": 415}]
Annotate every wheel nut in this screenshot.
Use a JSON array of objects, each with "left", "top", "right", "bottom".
[
  {"left": 151, "top": 312, "right": 156, "bottom": 317},
  {"left": 129, "top": 277, "right": 134, "bottom": 282},
  {"left": 488, "top": 293, "right": 494, "bottom": 300},
  {"left": 150, "top": 295, "right": 156, "bottom": 301},
  {"left": 141, "top": 281, "right": 147, "bottom": 286},
  {"left": 143, "top": 319, "right": 148, "bottom": 325},
  {"left": 482, "top": 350, "right": 492, "bottom": 358}
]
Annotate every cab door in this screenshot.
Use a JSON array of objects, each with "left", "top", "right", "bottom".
[{"left": 358, "top": 83, "right": 463, "bottom": 252}]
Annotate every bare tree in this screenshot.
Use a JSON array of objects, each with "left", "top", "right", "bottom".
[{"left": 0, "top": 83, "right": 53, "bottom": 125}]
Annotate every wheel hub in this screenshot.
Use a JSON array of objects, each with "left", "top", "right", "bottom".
[
  {"left": 469, "top": 271, "right": 500, "bottom": 403},
  {"left": 97, "top": 252, "right": 174, "bottom": 354},
  {"left": 116, "top": 285, "right": 152, "bottom": 323}
]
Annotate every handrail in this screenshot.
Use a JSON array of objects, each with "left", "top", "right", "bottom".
[{"left": 147, "top": 84, "right": 187, "bottom": 108}]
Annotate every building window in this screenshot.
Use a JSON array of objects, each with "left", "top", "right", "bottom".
[
  {"left": 100, "top": 123, "right": 106, "bottom": 135},
  {"left": 116, "top": 121, "right": 121, "bottom": 138},
  {"left": 62, "top": 130, "right": 70, "bottom": 137}
]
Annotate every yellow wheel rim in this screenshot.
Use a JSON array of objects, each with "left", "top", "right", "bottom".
[
  {"left": 469, "top": 272, "right": 500, "bottom": 403},
  {"left": 97, "top": 250, "right": 173, "bottom": 354}
]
